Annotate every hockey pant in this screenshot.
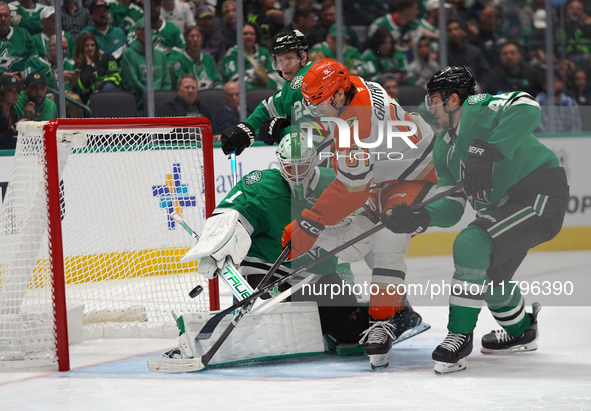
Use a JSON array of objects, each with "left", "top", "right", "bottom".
[
  {"left": 447, "top": 167, "right": 569, "bottom": 334},
  {"left": 364, "top": 180, "right": 435, "bottom": 320}
]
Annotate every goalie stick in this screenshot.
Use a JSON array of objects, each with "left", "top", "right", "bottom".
[
  {"left": 194, "top": 182, "right": 465, "bottom": 341},
  {"left": 147, "top": 183, "right": 464, "bottom": 373},
  {"left": 171, "top": 211, "right": 254, "bottom": 302},
  {"left": 148, "top": 242, "right": 293, "bottom": 373}
]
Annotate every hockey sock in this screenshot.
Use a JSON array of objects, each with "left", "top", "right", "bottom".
[
  {"left": 368, "top": 268, "right": 405, "bottom": 320},
  {"left": 486, "top": 286, "right": 531, "bottom": 336},
  {"left": 447, "top": 226, "right": 494, "bottom": 334}
]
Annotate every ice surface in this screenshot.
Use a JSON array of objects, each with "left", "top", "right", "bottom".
[{"left": 1, "top": 251, "right": 590, "bottom": 411}]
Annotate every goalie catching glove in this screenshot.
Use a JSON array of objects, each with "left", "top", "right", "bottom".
[
  {"left": 282, "top": 210, "right": 326, "bottom": 259},
  {"left": 181, "top": 210, "right": 251, "bottom": 279},
  {"left": 220, "top": 122, "right": 256, "bottom": 156},
  {"left": 464, "top": 139, "right": 504, "bottom": 201},
  {"left": 259, "top": 117, "right": 290, "bottom": 145},
  {"left": 380, "top": 203, "right": 430, "bottom": 235}
]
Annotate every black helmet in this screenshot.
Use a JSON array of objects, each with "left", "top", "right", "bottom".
[
  {"left": 426, "top": 66, "right": 476, "bottom": 104},
  {"left": 271, "top": 30, "right": 309, "bottom": 57}
]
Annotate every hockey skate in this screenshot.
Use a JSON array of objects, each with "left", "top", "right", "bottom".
[
  {"left": 432, "top": 332, "right": 473, "bottom": 374},
  {"left": 481, "top": 302, "right": 541, "bottom": 354},
  {"left": 360, "top": 307, "right": 424, "bottom": 370}
]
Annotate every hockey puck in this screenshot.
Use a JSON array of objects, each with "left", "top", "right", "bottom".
[{"left": 189, "top": 285, "right": 204, "bottom": 298}]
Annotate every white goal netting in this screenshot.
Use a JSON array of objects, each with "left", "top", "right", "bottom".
[{"left": 0, "top": 119, "right": 216, "bottom": 370}]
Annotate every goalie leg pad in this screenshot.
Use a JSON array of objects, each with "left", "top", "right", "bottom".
[
  {"left": 181, "top": 209, "right": 251, "bottom": 266},
  {"left": 178, "top": 302, "right": 324, "bottom": 366}
]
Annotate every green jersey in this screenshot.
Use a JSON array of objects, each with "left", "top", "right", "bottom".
[
  {"left": 167, "top": 48, "right": 221, "bottom": 90},
  {"left": 128, "top": 20, "right": 185, "bottom": 56},
  {"left": 80, "top": 24, "right": 128, "bottom": 60},
  {"left": 0, "top": 27, "right": 34, "bottom": 73},
  {"left": 216, "top": 167, "right": 337, "bottom": 276},
  {"left": 109, "top": 1, "right": 143, "bottom": 33},
  {"left": 221, "top": 45, "right": 281, "bottom": 90},
  {"left": 309, "top": 41, "right": 369, "bottom": 77},
  {"left": 121, "top": 40, "right": 172, "bottom": 104},
  {"left": 24, "top": 55, "right": 75, "bottom": 90},
  {"left": 361, "top": 48, "right": 412, "bottom": 83},
  {"left": 8, "top": 1, "right": 43, "bottom": 35},
  {"left": 32, "top": 31, "right": 75, "bottom": 59},
  {"left": 15, "top": 90, "right": 58, "bottom": 121},
  {"left": 245, "top": 62, "right": 308, "bottom": 135},
  {"left": 426, "top": 92, "right": 560, "bottom": 227},
  {"left": 367, "top": 13, "right": 421, "bottom": 53}
]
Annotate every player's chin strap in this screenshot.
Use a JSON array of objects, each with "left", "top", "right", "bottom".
[{"left": 443, "top": 94, "right": 462, "bottom": 142}]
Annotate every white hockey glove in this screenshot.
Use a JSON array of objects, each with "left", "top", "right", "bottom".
[
  {"left": 315, "top": 213, "right": 375, "bottom": 262},
  {"left": 181, "top": 210, "right": 252, "bottom": 280}
]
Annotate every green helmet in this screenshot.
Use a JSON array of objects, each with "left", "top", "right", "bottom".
[{"left": 276, "top": 133, "right": 317, "bottom": 201}]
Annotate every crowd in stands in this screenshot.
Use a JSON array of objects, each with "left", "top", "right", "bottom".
[{"left": 2, "top": 0, "right": 591, "bottom": 149}]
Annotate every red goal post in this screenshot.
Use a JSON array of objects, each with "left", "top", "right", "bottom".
[{"left": 0, "top": 117, "right": 219, "bottom": 371}]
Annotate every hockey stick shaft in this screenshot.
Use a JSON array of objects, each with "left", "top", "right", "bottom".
[
  {"left": 171, "top": 211, "right": 199, "bottom": 241},
  {"left": 197, "top": 241, "right": 292, "bottom": 340},
  {"left": 197, "top": 182, "right": 464, "bottom": 339},
  {"left": 197, "top": 242, "right": 292, "bottom": 368},
  {"left": 230, "top": 151, "right": 238, "bottom": 187},
  {"left": 172, "top": 211, "right": 254, "bottom": 301}
]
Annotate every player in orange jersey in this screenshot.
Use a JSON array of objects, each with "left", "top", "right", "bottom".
[{"left": 282, "top": 58, "right": 437, "bottom": 369}]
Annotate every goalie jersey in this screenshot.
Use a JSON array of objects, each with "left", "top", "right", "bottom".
[
  {"left": 215, "top": 167, "right": 338, "bottom": 276},
  {"left": 426, "top": 91, "right": 560, "bottom": 227}
]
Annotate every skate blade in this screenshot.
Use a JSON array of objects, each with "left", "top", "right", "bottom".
[
  {"left": 434, "top": 358, "right": 467, "bottom": 375},
  {"left": 480, "top": 341, "right": 538, "bottom": 355},
  {"left": 393, "top": 323, "right": 431, "bottom": 346},
  {"left": 369, "top": 353, "right": 389, "bottom": 370}
]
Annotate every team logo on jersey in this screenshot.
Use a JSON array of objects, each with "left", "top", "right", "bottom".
[
  {"left": 291, "top": 75, "right": 304, "bottom": 90},
  {"left": 245, "top": 171, "right": 262, "bottom": 185},
  {"left": 345, "top": 116, "right": 358, "bottom": 128},
  {"left": 467, "top": 94, "right": 486, "bottom": 105}
]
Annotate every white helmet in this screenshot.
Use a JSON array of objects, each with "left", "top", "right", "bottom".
[{"left": 276, "top": 133, "right": 317, "bottom": 201}]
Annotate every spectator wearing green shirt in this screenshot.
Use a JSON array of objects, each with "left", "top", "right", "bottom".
[
  {"left": 221, "top": 22, "right": 281, "bottom": 90},
  {"left": 15, "top": 71, "right": 58, "bottom": 121},
  {"left": 109, "top": 0, "right": 143, "bottom": 33},
  {"left": 309, "top": 24, "right": 368, "bottom": 77},
  {"left": 362, "top": 27, "right": 413, "bottom": 84},
  {"left": 167, "top": 26, "right": 221, "bottom": 90},
  {"left": 25, "top": 34, "right": 85, "bottom": 118},
  {"left": 0, "top": 2, "right": 34, "bottom": 78},
  {"left": 81, "top": 0, "right": 127, "bottom": 60},
  {"left": 127, "top": 0, "right": 185, "bottom": 57},
  {"left": 121, "top": 22, "right": 172, "bottom": 108},
  {"left": 8, "top": 0, "right": 44, "bottom": 36},
  {"left": 33, "top": 7, "right": 75, "bottom": 59}
]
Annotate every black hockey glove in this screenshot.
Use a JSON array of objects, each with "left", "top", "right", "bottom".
[
  {"left": 464, "top": 139, "right": 504, "bottom": 201},
  {"left": 380, "top": 203, "right": 430, "bottom": 235},
  {"left": 259, "top": 117, "right": 290, "bottom": 145},
  {"left": 220, "top": 122, "right": 255, "bottom": 156}
]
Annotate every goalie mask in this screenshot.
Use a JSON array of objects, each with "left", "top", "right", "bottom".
[{"left": 276, "top": 133, "right": 317, "bottom": 201}]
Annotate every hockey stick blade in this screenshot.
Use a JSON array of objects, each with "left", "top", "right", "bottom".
[
  {"left": 148, "top": 356, "right": 205, "bottom": 373},
  {"left": 196, "top": 242, "right": 292, "bottom": 340},
  {"left": 196, "top": 183, "right": 463, "bottom": 340}
]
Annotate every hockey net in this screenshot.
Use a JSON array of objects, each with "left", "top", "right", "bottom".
[{"left": 0, "top": 118, "right": 218, "bottom": 371}]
